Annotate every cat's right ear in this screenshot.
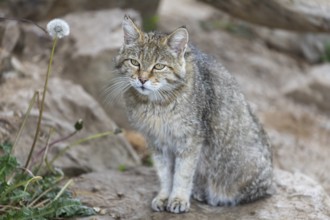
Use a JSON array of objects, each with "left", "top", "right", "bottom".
[
  {"left": 166, "top": 27, "right": 189, "bottom": 57},
  {"left": 122, "top": 15, "right": 143, "bottom": 45}
]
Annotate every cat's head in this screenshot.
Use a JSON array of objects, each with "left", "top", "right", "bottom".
[{"left": 112, "top": 15, "right": 189, "bottom": 102}]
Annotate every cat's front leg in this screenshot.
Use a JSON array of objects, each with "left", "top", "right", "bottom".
[
  {"left": 151, "top": 149, "right": 174, "bottom": 212},
  {"left": 167, "top": 146, "right": 200, "bottom": 213}
]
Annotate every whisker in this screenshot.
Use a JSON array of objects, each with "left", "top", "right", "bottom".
[
  {"left": 155, "top": 90, "right": 166, "bottom": 102},
  {"left": 101, "top": 77, "right": 132, "bottom": 105}
]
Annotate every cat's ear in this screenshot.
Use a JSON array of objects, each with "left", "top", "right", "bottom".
[
  {"left": 166, "top": 27, "right": 189, "bottom": 56},
  {"left": 122, "top": 15, "right": 143, "bottom": 45}
]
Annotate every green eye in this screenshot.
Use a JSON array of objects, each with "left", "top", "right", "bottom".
[
  {"left": 154, "top": 63, "right": 165, "bottom": 70},
  {"left": 130, "top": 59, "right": 140, "bottom": 67}
]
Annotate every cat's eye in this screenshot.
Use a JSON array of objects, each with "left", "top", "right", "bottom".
[
  {"left": 154, "top": 63, "right": 166, "bottom": 70},
  {"left": 130, "top": 59, "right": 140, "bottom": 67}
]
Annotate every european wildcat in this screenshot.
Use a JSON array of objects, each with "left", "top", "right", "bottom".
[{"left": 108, "top": 16, "right": 273, "bottom": 214}]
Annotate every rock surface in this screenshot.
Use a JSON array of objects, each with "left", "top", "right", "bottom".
[
  {"left": 255, "top": 29, "right": 330, "bottom": 63},
  {"left": 3, "top": 0, "right": 160, "bottom": 30},
  {"left": 1, "top": 0, "right": 330, "bottom": 219},
  {"left": 285, "top": 64, "right": 330, "bottom": 113},
  {"left": 59, "top": 9, "right": 141, "bottom": 129},
  {"left": 200, "top": 0, "right": 330, "bottom": 32},
  {"left": 72, "top": 167, "right": 330, "bottom": 220},
  {"left": 0, "top": 62, "right": 140, "bottom": 173}
]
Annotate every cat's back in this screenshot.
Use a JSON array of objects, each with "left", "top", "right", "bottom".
[
  {"left": 188, "top": 45, "right": 270, "bottom": 156},
  {"left": 188, "top": 45, "right": 247, "bottom": 122},
  {"left": 188, "top": 45, "right": 243, "bottom": 101}
]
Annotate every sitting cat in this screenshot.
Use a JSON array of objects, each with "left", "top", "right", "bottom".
[{"left": 108, "top": 16, "right": 273, "bottom": 213}]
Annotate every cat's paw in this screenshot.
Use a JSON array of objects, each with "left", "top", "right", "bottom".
[
  {"left": 167, "top": 197, "right": 190, "bottom": 213},
  {"left": 151, "top": 195, "right": 168, "bottom": 212}
]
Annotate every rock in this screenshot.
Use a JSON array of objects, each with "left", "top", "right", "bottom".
[
  {"left": 256, "top": 29, "right": 330, "bottom": 63},
  {"left": 124, "top": 131, "right": 147, "bottom": 156},
  {"left": 160, "top": 0, "right": 330, "bottom": 63},
  {"left": 58, "top": 9, "right": 141, "bottom": 129},
  {"left": 46, "top": 78, "right": 141, "bottom": 170},
  {"left": 64, "top": 9, "right": 140, "bottom": 57},
  {"left": 285, "top": 64, "right": 330, "bottom": 114},
  {"left": 260, "top": 103, "right": 330, "bottom": 193},
  {"left": 19, "top": 24, "right": 54, "bottom": 62},
  {"left": 300, "top": 34, "right": 330, "bottom": 63},
  {"left": 0, "top": 20, "right": 20, "bottom": 79},
  {"left": 2, "top": 9, "right": 143, "bottom": 130},
  {"left": 7, "top": 0, "right": 54, "bottom": 20},
  {"left": 1, "top": 20, "right": 20, "bottom": 54},
  {"left": 4, "top": 0, "right": 160, "bottom": 30},
  {"left": 0, "top": 59, "right": 140, "bottom": 173},
  {"left": 72, "top": 167, "right": 330, "bottom": 220},
  {"left": 124, "top": 130, "right": 149, "bottom": 165},
  {"left": 0, "top": 16, "right": 59, "bottom": 66},
  {"left": 199, "top": 0, "right": 330, "bottom": 32}
]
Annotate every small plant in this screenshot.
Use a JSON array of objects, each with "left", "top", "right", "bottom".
[
  {"left": 143, "top": 15, "right": 159, "bottom": 32},
  {"left": 143, "top": 155, "right": 153, "bottom": 167},
  {"left": 118, "top": 164, "right": 127, "bottom": 172},
  {"left": 0, "top": 17, "right": 120, "bottom": 219},
  {"left": 321, "top": 41, "right": 330, "bottom": 63},
  {"left": 0, "top": 143, "right": 94, "bottom": 220}
]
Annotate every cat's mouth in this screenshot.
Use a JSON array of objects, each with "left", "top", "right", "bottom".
[
  {"left": 135, "top": 85, "right": 151, "bottom": 95},
  {"left": 138, "top": 85, "right": 148, "bottom": 91}
]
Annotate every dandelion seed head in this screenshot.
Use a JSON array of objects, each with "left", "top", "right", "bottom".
[{"left": 47, "top": 18, "right": 70, "bottom": 39}]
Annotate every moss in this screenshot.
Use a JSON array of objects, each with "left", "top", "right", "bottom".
[
  {"left": 143, "top": 15, "right": 159, "bottom": 32},
  {"left": 321, "top": 41, "right": 330, "bottom": 63},
  {"left": 118, "top": 164, "right": 127, "bottom": 172}
]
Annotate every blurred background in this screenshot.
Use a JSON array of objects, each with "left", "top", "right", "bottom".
[{"left": 0, "top": 0, "right": 330, "bottom": 204}]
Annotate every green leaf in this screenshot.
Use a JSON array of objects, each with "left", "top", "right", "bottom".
[
  {"left": 321, "top": 41, "right": 330, "bottom": 62},
  {"left": 0, "top": 207, "right": 31, "bottom": 220},
  {"left": 0, "top": 142, "right": 13, "bottom": 155},
  {"left": 0, "top": 143, "right": 95, "bottom": 219},
  {"left": 9, "top": 189, "right": 31, "bottom": 204},
  {"left": 51, "top": 198, "right": 95, "bottom": 217},
  {"left": 0, "top": 198, "right": 94, "bottom": 220},
  {"left": 0, "top": 154, "right": 19, "bottom": 182}
]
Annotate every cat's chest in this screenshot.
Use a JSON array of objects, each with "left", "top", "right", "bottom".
[{"left": 128, "top": 103, "right": 194, "bottom": 143}]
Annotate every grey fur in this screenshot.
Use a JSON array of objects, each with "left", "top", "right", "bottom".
[{"left": 107, "top": 16, "right": 273, "bottom": 214}]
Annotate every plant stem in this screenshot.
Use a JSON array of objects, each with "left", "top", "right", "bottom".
[
  {"left": 49, "top": 131, "right": 115, "bottom": 164},
  {"left": 0, "top": 17, "right": 48, "bottom": 34},
  {"left": 24, "top": 37, "right": 58, "bottom": 169},
  {"left": 24, "top": 176, "right": 42, "bottom": 191},
  {"left": 33, "top": 198, "right": 51, "bottom": 208},
  {"left": 53, "top": 179, "right": 73, "bottom": 201},
  {"left": 28, "top": 187, "right": 55, "bottom": 208},
  {"left": 12, "top": 91, "right": 39, "bottom": 155},
  {"left": 34, "top": 127, "right": 54, "bottom": 175},
  {"left": 34, "top": 130, "right": 78, "bottom": 162}
]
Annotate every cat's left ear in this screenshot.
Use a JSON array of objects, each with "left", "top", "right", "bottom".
[
  {"left": 166, "top": 27, "right": 189, "bottom": 56},
  {"left": 122, "top": 15, "right": 143, "bottom": 45}
]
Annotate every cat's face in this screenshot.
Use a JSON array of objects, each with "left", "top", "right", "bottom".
[{"left": 112, "top": 16, "right": 189, "bottom": 102}]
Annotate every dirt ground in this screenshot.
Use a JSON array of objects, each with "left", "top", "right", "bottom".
[{"left": 1, "top": 0, "right": 330, "bottom": 219}]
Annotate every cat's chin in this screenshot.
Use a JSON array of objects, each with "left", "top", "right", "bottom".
[
  {"left": 133, "top": 87, "right": 166, "bottom": 102},
  {"left": 134, "top": 86, "right": 152, "bottom": 96}
]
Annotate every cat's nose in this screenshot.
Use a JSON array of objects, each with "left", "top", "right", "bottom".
[{"left": 138, "top": 77, "right": 148, "bottom": 85}]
